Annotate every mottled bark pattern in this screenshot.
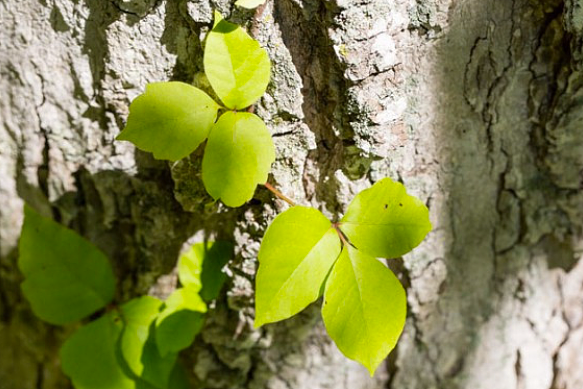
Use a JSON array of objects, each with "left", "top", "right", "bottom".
[{"left": 1, "top": 0, "right": 582, "bottom": 388}]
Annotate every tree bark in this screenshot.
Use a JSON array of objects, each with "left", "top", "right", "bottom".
[{"left": 1, "top": 0, "right": 582, "bottom": 388}]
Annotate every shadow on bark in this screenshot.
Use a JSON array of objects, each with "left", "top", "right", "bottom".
[{"left": 397, "top": 0, "right": 583, "bottom": 387}]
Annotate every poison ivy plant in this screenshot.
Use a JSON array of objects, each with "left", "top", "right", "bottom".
[
  {"left": 18, "top": 203, "right": 232, "bottom": 388},
  {"left": 116, "top": 10, "right": 433, "bottom": 376},
  {"left": 20, "top": 9, "right": 433, "bottom": 383},
  {"left": 254, "top": 178, "right": 431, "bottom": 375},
  {"left": 117, "top": 11, "right": 273, "bottom": 207}
]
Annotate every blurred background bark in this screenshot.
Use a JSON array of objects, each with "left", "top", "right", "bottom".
[{"left": 1, "top": 0, "right": 582, "bottom": 388}]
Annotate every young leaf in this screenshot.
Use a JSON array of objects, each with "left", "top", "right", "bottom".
[
  {"left": 155, "top": 287, "right": 207, "bottom": 357},
  {"left": 202, "top": 111, "right": 275, "bottom": 207},
  {"left": 116, "top": 82, "right": 220, "bottom": 161},
  {"left": 138, "top": 333, "right": 179, "bottom": 389},
  {"left": 18, "top": 205, "right": 115, "bottom": 325},
  {"left": 322, "top": 246, "right": 406, "bottom": 376},
  {"left": 60, "top": 312, "right": 136, "bottom": 389},
  {"left": 204, "top": 11, "right": 271, "bottom": 109},
  {"left": 178, "top": 241, "right": 233, "bottom": 301},
  {"left": 254, "top": 206, "right": 341, "bottom": 327},
  {"left": 119, "top": 296, "right": 163, "bottom": 378},
  {"left": 235, "top": 0, "right": 267, "bottom": 9},
  {"left": 339, "top": 177, "right": 432, "bottom": 259}
]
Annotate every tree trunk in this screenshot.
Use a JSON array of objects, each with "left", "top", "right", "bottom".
[{"left": 1, "top": 0, "right": 582, "bottom": 388}]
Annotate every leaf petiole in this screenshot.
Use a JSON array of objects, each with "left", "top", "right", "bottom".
[
  {"left": 332, "top": 222, "right": 350, "bottom": 247},
  {"left": 263, "top": 182, "right": 296, "bottom": 206}
]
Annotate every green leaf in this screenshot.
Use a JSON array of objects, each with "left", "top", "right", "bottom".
[
  {"left": 18, "top": 205, "right": 115, "bottom": 325},
  {"left": 116, "top": 82, "right": 220, "bottom": 161},
  {"left": 204, "top": 11, "right": 271, "bottom": 109},
  {"left": 155, "top": 287, "right": 207, "bottom": 357},
  {"left": 339, "top": 177, "right": 432, "bottom": 259},
  {"left": 322, "top": 246, "right": 406, "bottom": 376},
  {"left": 235, "top": 0, "right": 267, "bottom": 9},
  {"left": 255, "top": 206, "right": 341, "bottom": 327},
  {"left": 138, "top": 334, "right": 179, "bottom": 389},
  {"left": 178, "top": 241, "right": 233, "bottom": 301},
  {"left": 119, "top": 296, "right": 163, "bottom": 378},
  {"left": 202, "top": 111, "right": 275, "bottom": 207},
  {"left": 168, "top": 363, "right": 190, "bottom": 389},
  {"left": 60, "top": 312, "right": 136, "bottom": 389}
]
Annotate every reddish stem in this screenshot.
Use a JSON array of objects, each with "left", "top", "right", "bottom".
[
  {"left": 264, "top": 182, "right": 296, "bottom": 206},
  {"left": 332, "top": 222, "right": 349, "bottom": 247}
]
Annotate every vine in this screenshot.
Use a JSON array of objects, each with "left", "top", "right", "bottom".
[{"left": 18, "top": 2, "right": 431, "bottom": 386}]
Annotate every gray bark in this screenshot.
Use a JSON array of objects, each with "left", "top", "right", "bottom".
[{"left": 1, "top": 0, "right": 583, "bottom": 388}]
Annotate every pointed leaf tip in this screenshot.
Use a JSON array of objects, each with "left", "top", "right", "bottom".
[{"left": 322, "top": 246, "right": 406, "bottom": 375}]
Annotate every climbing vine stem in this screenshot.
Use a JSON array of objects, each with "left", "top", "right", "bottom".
[{"left": 263, "top": 182, "right": 296, "bottom": 206}]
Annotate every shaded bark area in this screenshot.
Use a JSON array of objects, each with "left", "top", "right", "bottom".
[{"left": 1, "top": 0, "right": 582, "bottom": 388}]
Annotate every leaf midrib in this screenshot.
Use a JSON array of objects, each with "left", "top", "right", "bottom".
[
  {"left": 267, "top": 228, "right": 337, "bottom": 312},
  {"left": 346, "top": 250, "right": 374, "bottom": 367}
]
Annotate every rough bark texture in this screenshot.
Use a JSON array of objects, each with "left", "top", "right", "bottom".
[{"left": 1, "top": 0, "right": 582, "bottom": 388}]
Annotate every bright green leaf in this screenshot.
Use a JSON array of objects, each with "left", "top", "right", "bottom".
[
  {"left": 204, "top": 12, "right": 271, "bottom": 109},
  {"left": 340, "top": 177, "right": 432, "bottom": 259},
  {"left": 178, "top": 241, "right": 233, "bottom": 301},
  {"left": 116, "top": 82, "right": 220, "bottom": 161},
  {"left": 119, "top": 296, "right": 163, "bottom": 378},
  {"left": 155, "top": 287, "right": 207, "bottom": 357},
  {"left": 202, "top": 111, "right": 275, "bottom": 207},
  {"left": 235, "top": 0, "right": 267, "bottom": 9},
  {"left": 18, "top": 205, "right": 115, "bottom": 325},
  {"left": 60, "top": 312, "right": 136, "bottom": 389},
  {"left": 255, "top": 206, "right": 341, "bottom": 327},
  {"left": 322, "top": 246, "right": 406, "bottom": 376}
]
